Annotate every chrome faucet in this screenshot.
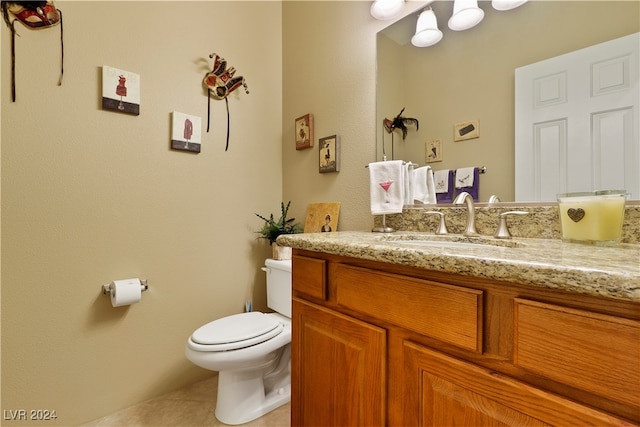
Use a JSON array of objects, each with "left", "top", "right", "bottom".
[
  {"left": 488, "top": 195, "right": 501, "bottom": 204},
  {"left": 453, "top": 191, "right": 479, "bottom": 236}
]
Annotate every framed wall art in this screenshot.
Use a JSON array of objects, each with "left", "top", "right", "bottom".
[
  {"left": 295, "top": 113, "right": 314, "bottom": 150},
  {"left": 425, "top": 139, "right": 443, "bottom": 163},
  {"left": 171, "top": 112, "right": 202, "bottom": 153},
  {"left": 304, "top": 202, "right": 341, "bottom": 233},
  {"left": 102, "top": 65, "right": 140, "bottom": 115},
  {"left": 454, "top": 119, "right": 480, "bottom": 141},
  {"left": 319, "top": 135, "right": 340, "bottom": 173}
]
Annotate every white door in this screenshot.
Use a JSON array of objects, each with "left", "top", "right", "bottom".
[{"left": 515, "top": 33, "right": 639, "bottom": 202}]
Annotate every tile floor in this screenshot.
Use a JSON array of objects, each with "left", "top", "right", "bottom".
[{"left": 81, "top": 375, "right": 290, "bottom": 427}]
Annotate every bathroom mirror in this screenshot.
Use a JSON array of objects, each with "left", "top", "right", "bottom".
[{"left": 376, "top": 1, "right": 639, "bottom": 202}]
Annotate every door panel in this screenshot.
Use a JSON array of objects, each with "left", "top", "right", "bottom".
[
  {"left": 516, "top": 33, "right": 639, "bottom": 201},
  {"left": 291, "top": 298, "right": 386, "bottom": 426},
  {"left": 401, "top": 341, "right": 631, "bottom": 426}
]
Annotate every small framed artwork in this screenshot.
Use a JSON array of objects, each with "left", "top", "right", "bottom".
[
  {"left": 102, "top": 65, "right": 140, "bottom": 116},
  {"left": 295, "top": 113, "right": 314, "bottom": 150},
  {"left": 171, "top": 112, "right": 202, "bottom": 153},
  {"left": 454, "top": 119, "right": 480, "bottom": 141},
  {"left": 319, "top": 135, "right": 340, "bottom": 173},
  {"left": 425, "top": 139, "right": 443, "bottom": 163},
  {"left": 304, "top": 202, "right": 341, "bottom": 233}
]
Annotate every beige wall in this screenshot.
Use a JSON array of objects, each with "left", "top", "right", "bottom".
[
  {"left": 1, "top": 2, "right": 282, "bottom": 425},
  {"left": 282, "top": 1, "right": 392, "bottom": 231},
  {"left": 378, "top": 1, "right": 640, "bottom": 202}
]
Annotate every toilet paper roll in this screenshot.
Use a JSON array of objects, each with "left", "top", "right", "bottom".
[{"left": 110, "top": 278, "right": 143, "bottom": 307}]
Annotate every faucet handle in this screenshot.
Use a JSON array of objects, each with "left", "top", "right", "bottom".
[
  {"left": 425, "top": 211, "right": 448, "bottom": 235},
  {"left": 494, "top": 211, "right": 528, "bottom": 239}
]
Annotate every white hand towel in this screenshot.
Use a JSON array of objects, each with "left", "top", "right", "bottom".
[
  {"left": 403, "top": 162, "right": 414, "bottom": 205},
  {"left": 369, "top": 160, "right": 405, "bottom": 215},
  {"left": 434, "top": 169, "right": 450, "bottom": 194},
  {"left": 455, "top": 167, "right": 476, "bottom": 188},
  {"left": 426, "top": 168, "right": 436, "bottom": 204},
  {"left": 413, "top": 166, "right": 436, "bottom": 204}
]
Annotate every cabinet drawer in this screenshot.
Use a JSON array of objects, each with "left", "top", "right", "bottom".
[
  {"left": 333, "top": 263, "right": 483, "bottom": 352},
  {"left": 292, "top": 255, "right": 327, "bottom": 300},
  {"left": 514, "top": 298, "right": 640, "bottom": 411}
]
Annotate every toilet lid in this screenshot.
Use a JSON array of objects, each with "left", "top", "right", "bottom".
[{"left": 191, "top": 312, "right": 282, "bottom": 350}]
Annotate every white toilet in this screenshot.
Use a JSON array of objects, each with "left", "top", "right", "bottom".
[{"left": 185, "top": 259, "right": 292, "bottom": 425}]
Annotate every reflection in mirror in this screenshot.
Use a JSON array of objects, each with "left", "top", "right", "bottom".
[{"left": 376, "top": 1, "right": 639, "bottom": 202}]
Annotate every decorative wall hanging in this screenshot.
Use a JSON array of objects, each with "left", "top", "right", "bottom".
[
  {"left": 319, "top": 135, "right": 340, "bottom": 173},
  {"left": 304, "top": 202, "right": 341, "bottom": 233},
  {"left": 202, "top": 53, "right": 249, "bottom": 151},
  {"left": 454, "top": 119, "right": 480, "bottom": 141},
  {"left": 295, "top": 113, "right": 314, "bottom": 150},
  {"left": 1, "top": 0, "right": 64, "bottom": 102},
  {"left": 382, "top": 107, "right": 419, "bottom": 159},
  {"left": 425, "top": 139, "right": 443, "bottom": 163},
  {"left": 102, "top": 66, "right": 140, "bottom": 115},
  {"left": 171, "top": 112, "right": 202, "bottom": 153},
  {"left": 383, "top": 107, "right": 419, "bottom": 140}
]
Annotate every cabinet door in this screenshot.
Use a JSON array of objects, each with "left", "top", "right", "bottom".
[
  {"left": 401, "top": 341, "right": 630, "bottom": 426},
  {"left": 292, "top": 298, "right": 386, "bottom": 427}
]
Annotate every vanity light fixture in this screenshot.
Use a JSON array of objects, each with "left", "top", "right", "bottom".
[
  {"left": 411, "top": 8, "right": 443, "bottom": 47},
  {"left": 491, "top": 0, "right": 528, "bottom": 11},
  {"left": 448, "top": 0, "right": 484, "bottom": 31},
  {"left": 370, "top": 0, "right": 404, "bottom": 20}
]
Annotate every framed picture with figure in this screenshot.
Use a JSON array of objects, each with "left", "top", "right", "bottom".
[
  {"left": 319, "top": 135, "right": 339, "bottom": 173},
  {"left": 171, "top": 111, "right": 202, "bottom": 153},
  {"left": 426, "top": 139, "right": 443, "bottom": 163},
  {"left": 295, "top": 113, "right": 314, "bottom": 150},
  {"left": 102, "top": 65, "right": 140, "bottom": 116},
  {"left": 304, "top": 202, "right": 341, "bottom": 233}
]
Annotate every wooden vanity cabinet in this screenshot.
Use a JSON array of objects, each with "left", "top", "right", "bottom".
[
  {"left": 291, "top": 251, "right": 640, "bottom": 426},
  {"left": 292, "top": 298, "right": 386, "bottom": 426}
]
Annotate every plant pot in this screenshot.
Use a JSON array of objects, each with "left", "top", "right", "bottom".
[{"left": 272, "top": 243, "right": 292, "bottom": 260}]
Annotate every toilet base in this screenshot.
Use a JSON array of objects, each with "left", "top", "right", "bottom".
[{"left": 214, "top": 345, "right": 291, "bottom": 425}]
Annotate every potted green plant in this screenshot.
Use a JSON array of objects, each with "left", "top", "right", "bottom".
[{"left": 255, "top": 201, "right": 302, "bottom": 259}]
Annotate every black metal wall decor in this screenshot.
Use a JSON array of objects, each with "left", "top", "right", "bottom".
[
  {"left": 202, "top": 53, "right": 249, "bottom": 151},
  {"left": 1, "top": 1, "right": 64, "bottom": 102}
]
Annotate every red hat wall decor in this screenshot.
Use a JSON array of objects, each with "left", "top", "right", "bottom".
[
  {"left": 1, "top": 0, "right": 64, "bottom": 102},
  {"left": 202, "top": 53, "right": 249, "bottom": 151}
]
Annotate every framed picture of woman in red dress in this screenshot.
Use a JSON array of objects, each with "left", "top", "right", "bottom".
[
  {"left": 171, "top": 111, "right": 202, "bottom": 153},
  {"left": 102, "top": 65, "right": 140, "bottom": 116}
]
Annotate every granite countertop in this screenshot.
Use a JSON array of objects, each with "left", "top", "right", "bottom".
[{"left": 277, "top": 231, "right": 640, "bottom": 303}]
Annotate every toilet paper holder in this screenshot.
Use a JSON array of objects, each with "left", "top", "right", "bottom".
[{"left": 102, "top": 279, "right": 149, "bottom": 296}]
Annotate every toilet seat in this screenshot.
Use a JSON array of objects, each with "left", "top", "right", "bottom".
[{"left": 190, "top": 312, "right": 283, "bottom": 352}]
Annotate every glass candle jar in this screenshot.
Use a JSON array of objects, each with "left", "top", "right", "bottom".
[{"left": 557, "top": 190, "right": 627, "bottom": 245}]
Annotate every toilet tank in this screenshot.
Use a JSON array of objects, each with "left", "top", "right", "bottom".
[{"left": 264, "top": 258, "right": 292, "bottom": 318}]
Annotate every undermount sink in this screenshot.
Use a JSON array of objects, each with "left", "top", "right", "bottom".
[{"left": 376, "top": 234, "right": 524, "bottom": 249}]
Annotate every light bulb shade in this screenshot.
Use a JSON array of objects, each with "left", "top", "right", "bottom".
[
  {"left": 448, "top": 0, "right": 484, "bottom": 31},
  {"left": 411, "top": 9, "right": 443, "bottom": 47},
  {"left": 492, "top": 0, "right": 528, "bottom": 10},
  {"left": 370, "top": 0, "right": 404, "bottom": 20}
]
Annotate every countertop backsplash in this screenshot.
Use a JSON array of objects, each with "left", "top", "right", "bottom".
[{"left": 378, "top": 202, "right": 640, "bottom": 244}]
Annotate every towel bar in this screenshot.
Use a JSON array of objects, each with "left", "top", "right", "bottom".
[
  {"left": 365, "top": 164, "right": 486, "bottom": 173},
  {"left": 365, "top": 161, "right": 419, "bottom": 168}
]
